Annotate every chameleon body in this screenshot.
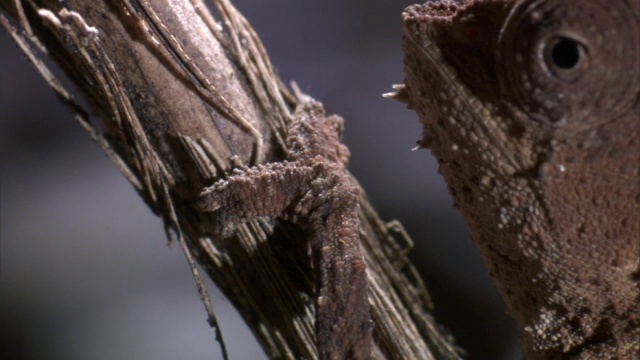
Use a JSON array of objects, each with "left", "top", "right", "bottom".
[{"left": 399, "top": 0, "right": 639, "bottom": 358}]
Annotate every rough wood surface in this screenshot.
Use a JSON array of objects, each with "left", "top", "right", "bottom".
[{"left": 0, "top": 0, "right": 461, "bottom": 359}]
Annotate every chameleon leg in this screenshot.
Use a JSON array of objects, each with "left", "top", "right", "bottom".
[
  {"left": 197, "top": 160, "right": 372, "bottom": 360},
  {"left": 302, "top": 169, "right": 371, "bottom": 360}
]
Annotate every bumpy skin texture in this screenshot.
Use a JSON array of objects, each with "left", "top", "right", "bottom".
[
  {"left": 401, "top": 0, "right": 639, "bottom": 359},
  {"left": 197, "top": 99, "right": 372, "bottom": 360}
]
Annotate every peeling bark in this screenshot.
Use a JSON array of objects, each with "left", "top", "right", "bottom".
[{"left": 0, "top": 1, "right": 460, "bottom": 359}]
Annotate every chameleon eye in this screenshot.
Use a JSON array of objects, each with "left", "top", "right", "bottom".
[{"left": 542, "top": 35, "right": 588, "bottom": 81}]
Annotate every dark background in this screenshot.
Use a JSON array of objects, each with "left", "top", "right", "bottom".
[{"left": 1, "top": 1, "right": 520, "bottom": 359}]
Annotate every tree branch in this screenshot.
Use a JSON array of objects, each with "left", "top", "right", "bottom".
[{"left": 0, "top": 0, "right": 461, "bottom": 358}]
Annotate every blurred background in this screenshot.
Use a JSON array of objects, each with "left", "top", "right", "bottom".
[{"left": 0, "top": 1, "right": 520, "bottom": 359}]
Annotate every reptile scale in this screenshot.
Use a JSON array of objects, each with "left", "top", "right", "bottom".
[{"left": 395, "top": 0, "right": 639, "bottom": 358}]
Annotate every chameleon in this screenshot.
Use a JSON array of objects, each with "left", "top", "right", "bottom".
[
  {"left": 196, "top": 94, "right": 372, "bottom": 360},
  {"left": 394, "top": 0, "right": 640, "bottom": 358}
]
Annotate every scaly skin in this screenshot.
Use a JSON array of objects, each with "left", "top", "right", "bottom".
[{"left": 399, "top": 1, "right": 639, "bottom": 358}]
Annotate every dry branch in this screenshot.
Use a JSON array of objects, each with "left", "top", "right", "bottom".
[{"left": 0, "top": 0, "right": 461, "bottom": 358}]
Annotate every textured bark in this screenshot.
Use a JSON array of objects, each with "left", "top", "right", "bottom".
[{"left": 0, "top": 1, "right": 460, "bottom": 359}]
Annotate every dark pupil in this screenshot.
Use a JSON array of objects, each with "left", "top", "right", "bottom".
[{"left": 551, "top": 38, "right": 581, "bottom": 69}]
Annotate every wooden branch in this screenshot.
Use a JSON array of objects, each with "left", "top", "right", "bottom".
[{"left": 0, "top": 0, "right": 461, "bottom": 358}]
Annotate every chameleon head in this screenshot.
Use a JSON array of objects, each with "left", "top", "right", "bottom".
[{"left": 401, "top": 0, "right": 639, "bottom": 357}]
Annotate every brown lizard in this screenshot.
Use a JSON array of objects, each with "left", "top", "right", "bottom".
[
  {"left": 394, "top": 0, "right": 640, "bottom": 358},
  {"left": 196, "top": 93, "right": 372, "bottom": 360}
]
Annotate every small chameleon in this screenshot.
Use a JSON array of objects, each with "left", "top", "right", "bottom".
[
  {"left": 196, "top": 94, "right": 372, "bottom": 360},
  {"left": 395, "top": 0, "right": 639, "bottom": 359}
]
